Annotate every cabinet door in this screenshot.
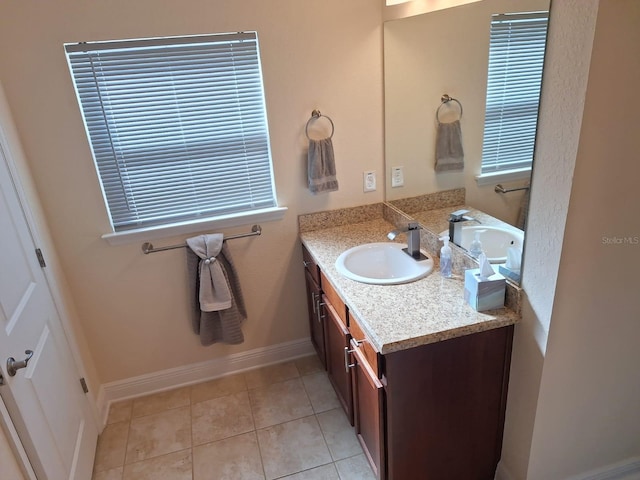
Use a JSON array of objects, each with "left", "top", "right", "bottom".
[
  {"left": 304, "top": 269, "right": 326, "bottom": 368},
  {"left": 323, "top": 296, "right": 353, "bottom": 424},
  {"left": 351, "top": 343, "right": 385, "bottom": 479}
]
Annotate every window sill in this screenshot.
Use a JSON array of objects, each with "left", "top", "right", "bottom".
[
  {"left": 475, "top": 168, "right": 532, "bottom": 187},
  {"left": 102, "top": 206, "right": 288, "bottom": 246}
]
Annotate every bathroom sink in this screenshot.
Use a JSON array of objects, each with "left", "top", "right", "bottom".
[
  {"left": 442, "top": 226, "right": 524, "bottom": 264},
  {"left": 335, "top": 242, "right": 434, "bottom": 285}
]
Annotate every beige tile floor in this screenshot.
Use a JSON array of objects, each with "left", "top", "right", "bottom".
[{"left": 92, "top": 355, "right": 375, "bottom": 480}]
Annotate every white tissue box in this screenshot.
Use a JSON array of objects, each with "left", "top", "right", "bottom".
[{"left": 464, "top": 268, "right": 506, "bottom": 311}]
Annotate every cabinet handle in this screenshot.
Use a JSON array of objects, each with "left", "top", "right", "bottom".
[
  {"left": 344, "top": 338, "right": 363, "bottom": 373},
  {"left": 311, "top": 292, "right": 317, "bottom": 314},
  {"left": 303, "top": 260, "right": 311, "bottom": 268},
  {"left": 316, "top": 301, "right": 326, "bottom": 323},
  {"left": 344, "top": 346, "right": 355, "bottom": 372}
]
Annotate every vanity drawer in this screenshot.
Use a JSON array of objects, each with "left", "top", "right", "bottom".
[
  {"left": 349, "top": 312, "right": 381, "bottom": 378},
  {"left": 320, "top": 271, "right": 347, "bottom": 325},
  {"left": 302, "top": 244, "right": 321, "bottom": 286}
]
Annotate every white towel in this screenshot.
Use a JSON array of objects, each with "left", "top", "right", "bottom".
[
  {"left": 435, "top": 120, "right": 464, "bottom": 172},
  {"left": 308, "top": 137, "right": 339, "bottom": 194},
  {"left": 186, "top": 234, "right": 232, "bottom": 312}
]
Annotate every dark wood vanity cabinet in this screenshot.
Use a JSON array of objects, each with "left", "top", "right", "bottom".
[
  {"left": 303, "top": 247, "right": 326, "bottom": 368},
  {"left": 322, "top": 289, "right": 353, "bottom": 424},
  {"left": 302, "top": 246, "right": 354, "bottom": 422},
  {"left": 350, "top": 337, "right": 385, "bottom": 478},
  {"left": 383, "top": 325, "right": 514, "bottom": 480},
  {"left": 301, "top": 243, "right": 514, "bottom": 480}
]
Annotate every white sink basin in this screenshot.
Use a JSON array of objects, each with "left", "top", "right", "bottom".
[
  {"left": 442, "top": 225, "right": 524, "bottom": 264},
  {"left": 335, "top": 242, "right": 434, "bottom": 285}
]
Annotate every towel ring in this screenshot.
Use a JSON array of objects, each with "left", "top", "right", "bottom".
[
  {"left": 436, "top": 94, "right": 463, "bottom": 124},
  {"left": 305, "top": 109, "right": 335, "bottom": 140}
]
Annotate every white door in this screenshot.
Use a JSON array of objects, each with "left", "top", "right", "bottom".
[{"left": 0, "top": 136, "right": 98, "bottom": 478}]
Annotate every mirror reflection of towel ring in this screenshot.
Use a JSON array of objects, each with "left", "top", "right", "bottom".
[
  {"left": 436, "top": 94, "right": 463, "bottom": 124},
  {"left": 305, "top": 109, "right": 335, "bottom": 139}
]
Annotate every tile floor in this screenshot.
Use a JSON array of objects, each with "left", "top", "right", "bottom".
[{"left": 92, "top": 355, "right": 375, "bottom": 480}]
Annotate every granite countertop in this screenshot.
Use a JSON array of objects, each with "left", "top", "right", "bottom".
[{"left": 300, "top": 217, "right": 520, "bottom": 355}]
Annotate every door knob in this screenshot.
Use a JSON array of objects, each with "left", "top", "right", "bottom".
[{"left": 7, "top": 350, "right": 34, "bottom": 377}]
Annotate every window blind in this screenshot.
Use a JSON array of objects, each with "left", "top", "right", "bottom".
[
  {"left": 481, "top": 11, "right": 549, "bottom": 174},
  {"left": 65, "top": 32, "right": 277, "bottom": 232}
]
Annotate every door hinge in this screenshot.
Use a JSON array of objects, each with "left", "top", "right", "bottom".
[
  {"left": 35, "top": 248, "right": 46, "bottom": 268},
  {"left": 79, "top": 377, "right": 89, "bottom": 394}
]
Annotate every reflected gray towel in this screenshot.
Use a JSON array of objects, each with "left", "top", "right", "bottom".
[
  {"left": 186, "top": 243, "right": 246, "bottom": 346},
  {"left": 516, "top": 185, "right": 531, "bottom": 230},
  {"left": 308, "top": 137, "right": 338, "bottom": 194},
  {"left": 435, "top": 120, "right": 464, "bottom": 172}
]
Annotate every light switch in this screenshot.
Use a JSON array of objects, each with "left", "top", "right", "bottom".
[{"left": 392, "top": 166, "right": 404, "bottom": 187}]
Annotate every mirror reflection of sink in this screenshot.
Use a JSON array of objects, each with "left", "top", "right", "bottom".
[
  {"left": 441, "top": 226, "right": 524, "bottom": 264},
  {"left": 335, "top": 242, "right": 434, "bottom": 285}
]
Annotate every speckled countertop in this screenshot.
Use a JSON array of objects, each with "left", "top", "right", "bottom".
[{"left": 300, "top": 217, "right": 520, "bottom": 355}]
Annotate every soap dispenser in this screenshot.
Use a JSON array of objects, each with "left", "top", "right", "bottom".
[
  {"left": 469, "top": 230, "right": 485, "bottom": 258},
  {"left": 439, "top": 236, "right": 452, "bottom": 278}
]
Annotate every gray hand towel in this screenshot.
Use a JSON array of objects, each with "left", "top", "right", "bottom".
[
  {"left": 186, "top": 243, "right": 247, "bottom": 346},
  {"left": 435, "top": 120, "right": 464, "bottom": 172},
  {"left": 516, "top": 184, "right": 531, "bottom": 230},
  {"left": 186, "top": 234, "right": 231, "bottom": 312},
  {"left": 308, "top": 137, "right": 339, "bottom": 194}
]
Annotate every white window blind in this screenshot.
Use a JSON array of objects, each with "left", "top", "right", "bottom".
[
  {"left": 65, "top": 32, "right": 277, "bottom": 232},
  {"left": 481, "top": 11, "right": 549, "bottom": 174}
]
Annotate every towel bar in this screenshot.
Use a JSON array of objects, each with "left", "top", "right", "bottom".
[
  {"left": 142, "top": 225, "right": 262, "bottom": 254},
  {"left": 494, "top": 184, "right": 530, "bottom": 194}
]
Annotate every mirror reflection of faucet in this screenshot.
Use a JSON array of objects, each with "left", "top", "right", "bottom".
[
  {"left": 387, "top": 222, "right": 428, "bottom": 260},
  {"left": 448, "top": 209, "right": 481, "bottom": 247}
]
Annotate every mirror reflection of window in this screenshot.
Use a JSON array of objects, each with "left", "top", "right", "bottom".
[{"left": 480, "top": 11, "right": 549, "bottom": 178}]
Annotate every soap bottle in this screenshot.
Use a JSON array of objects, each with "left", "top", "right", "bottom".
[
  {"left": 469, "top": 231, "right": 484, "bottom": 258},
  {"left": 439, "top": 236, "right": 452, "bottom": 278}
]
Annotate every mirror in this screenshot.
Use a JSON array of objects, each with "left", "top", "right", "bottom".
[{"left": 383, "top": 0, "right": 550, "bottom": 284}]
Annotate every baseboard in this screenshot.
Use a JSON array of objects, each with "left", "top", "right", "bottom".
[
  {"left": 567, "top": 457, "right": 640, "bottom": 480},
  {"left": 494, "top": 457, "right": 640, "bottom": 480},
  {"left": 96, "top": 338, "right": 314, "bottom": 427},
  {"left": 495, "top": 461, "right": 515, "bottom": 480}
]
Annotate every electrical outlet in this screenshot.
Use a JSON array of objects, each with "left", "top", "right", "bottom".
[
  {"left": 392, "top": 166, "right": 404, "bottom": 187},
  {"left": 363, "top": 171, "right": 376, "bottom": 192}
]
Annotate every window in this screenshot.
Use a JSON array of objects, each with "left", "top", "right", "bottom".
[
  {"left": 480, "top": 11, "right": 549, "bottom": 177},
  {"left": 65, "top": 32, "right": 279, "bottom": 234}
]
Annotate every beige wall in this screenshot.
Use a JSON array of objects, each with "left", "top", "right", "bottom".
[
  {"left": 499, "top": 1, "right": 600, "bottom": 478},
  {"left": 502, "top": 1, "right": 640, "bottom": 478},
  {"left": 383, "top": 0, "right": 481, "bottom": 21},
  {"left": 0, "top": 1, "right": 384, "bottom": 384},
  {"left": 384, "top": 0, "right": 547, "bottom": 225},
  {"left": 1, "top": 0, "right": 638, "bottom": 477},
  {"left": 527, "top": 0, "right": 640, "bottom": 477}
]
